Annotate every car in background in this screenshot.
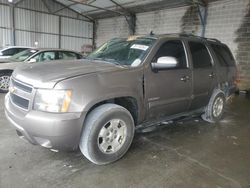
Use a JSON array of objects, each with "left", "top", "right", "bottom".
[
  {"left": 0, "top": 46, "right": 31, "bottom": 59},
  {"left": 0, "top": 48, "right": 83, "bottom": 92}
]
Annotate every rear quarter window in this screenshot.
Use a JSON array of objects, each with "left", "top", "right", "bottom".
[
  {"left": 210, "top": 44, "right": 235, "bottom": 67},
  {"left": 188, "top": 41, "right": 212, "bottom": 69}
]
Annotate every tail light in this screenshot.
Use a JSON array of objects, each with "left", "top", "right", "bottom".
[{"left": 234, "top": 67, "right": 240, "bottom": 86}]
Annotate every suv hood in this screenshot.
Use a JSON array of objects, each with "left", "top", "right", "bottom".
[{"left": 13, "top": 59, "right": 125, "bottom": 88}]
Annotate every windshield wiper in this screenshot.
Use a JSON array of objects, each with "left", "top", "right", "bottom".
[{"left": 89, "top": 57, "right": 121, "bottom": 66}]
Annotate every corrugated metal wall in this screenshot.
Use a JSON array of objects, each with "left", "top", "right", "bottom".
[
  {"left": 0, "top": 4, "right": 12, "bottom": 46},
  {"left": 0, "top": 0, "right": 93, "bottom": 51}
]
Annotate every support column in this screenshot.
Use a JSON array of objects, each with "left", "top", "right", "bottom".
[
  {"left": 92, "top": 20, "right": 97, "bottom": 49},
  {"left": 197, "top": 4, "right": 208, "bottom": 37},
  {"left": 59, "top": 16, "right": 61, "bottom": 48},
  {"left": 10, "top": 4, "right": 16, "bottom": 46},
  {"left": 127, "top": 14, "right": 136, "bottom": 35}
]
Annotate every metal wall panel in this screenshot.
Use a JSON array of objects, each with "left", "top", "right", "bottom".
[
  {"left": 0, "top": 1, "right": 93, "bottom": 51},
  {"left": 15, "top": 8, "right": 59, "bottom": 34},
  {"left": 61, "top": 17, "right": 93, "bottom": 38},
  {"left": 61, "top": 36, "right": 92, "bottom": 51},
  {"left": 15, "top": 30, "right": 59, "bottom": 48},
  {"left": 0, "top": 28, "right": 11, "bottom": 47},
  {"left": 0, "top": 5, "right": 11, "bottom": 28}
]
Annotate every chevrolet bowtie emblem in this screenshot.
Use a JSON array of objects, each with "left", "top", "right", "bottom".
[{"left": 9, "top": 86, "right": 16, "bottom": 93}]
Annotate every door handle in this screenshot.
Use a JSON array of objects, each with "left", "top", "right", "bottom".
[
  {"left": 209, "top": 72, "right": 214, "bottom": 78},
  {"left": 180, "top": 76, "right": 190, "bottom": 82}
]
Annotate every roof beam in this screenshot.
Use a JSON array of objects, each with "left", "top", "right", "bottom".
[
  {"left": 53, "top": 0, "right": 95, "bottom": 22},
  {"left": 41, "top": 0, "right": 52, "bottom": 13},
  {"left": 68, "top": 0, "right": 125, "bottom": 16},
  {"left": 109, "top": 0, "right": 131, "bottom": 14},
  {"left": 53, "top": 2, "right": 78, "bottom": 14},
  {"left": 14, "top": 0, "right": 25, "bottom": 5}
]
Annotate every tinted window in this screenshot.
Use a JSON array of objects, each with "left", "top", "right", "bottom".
[
  {"left": 2, "top": 48, "right": 17, "bottom": 56},
  {"left": 189, "top": 42, "right": 212, "bottom": 68},
  {"left": 153, "top": 40, "right": 187, "bottom": 69},
  {"left": 17, "top": 48, "right": 28, "bottom": 53},
  {"left": 210, "top": 44, "right": 235, "bottom": 67},
  {"left": 33, "top": 51, "right": 56, "bottom": 62}
]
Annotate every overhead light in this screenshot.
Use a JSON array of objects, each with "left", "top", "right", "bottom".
[{"left": 8, "top": 0, "right": 13, "bottom": 3}]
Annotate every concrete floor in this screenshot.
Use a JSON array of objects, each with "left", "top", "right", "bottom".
[{"left": 0, "top": 94, "right": 250, "bottom": 188}]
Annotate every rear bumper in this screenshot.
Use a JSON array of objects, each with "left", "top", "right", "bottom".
[{"left": 5, "top": 93, "right": 86, "bottom": 151}]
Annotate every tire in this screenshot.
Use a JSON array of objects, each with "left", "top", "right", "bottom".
[
  {"left": 202, "top": 89, "right": 226, "bottom": 123},
  {"left": 79, "top": 104, "right": 135, "bottom": 165},
  {"left": 0, "top": 71, "right": 12, "bottom": 93}
]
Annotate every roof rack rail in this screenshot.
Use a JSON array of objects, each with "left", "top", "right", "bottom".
[
  {"left": 206, "top": 38, "right": 221, "bottom": 43},
  {"left": 179, "top": 33, "right": 221, "bottom": 43}
]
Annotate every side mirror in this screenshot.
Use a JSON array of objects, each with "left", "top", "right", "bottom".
[
  {"left": 29, "top": 58, "right": 37, "bottom": 63},
  {"left": 151, "top": 56, "right": 178, "bottom": 71}
]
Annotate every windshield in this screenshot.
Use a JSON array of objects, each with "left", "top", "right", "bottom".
[
  {"left": 9, "top": 49, "right": 38, "bottom": 62},
  {"left": 87, "top": 37, "right": 156, "bottom": 66}
]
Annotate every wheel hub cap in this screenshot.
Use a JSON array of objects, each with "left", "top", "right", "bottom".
[
  {"left": 213, "top": 97, "right": 224, "bottom": 117},
  {"left": 98, "top": 119, "right": 127, "bottom": 154},
  {"left": 0, "top": 76, "right": 10, "bottom": 91}
]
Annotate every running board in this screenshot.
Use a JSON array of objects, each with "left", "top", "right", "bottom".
[{"left": 136, "top": 108, "right": 204, "bottom": 133}]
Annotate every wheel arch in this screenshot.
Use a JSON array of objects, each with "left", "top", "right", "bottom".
[{"left": 83, "top": 96, "right": 139, "bottom": 126}]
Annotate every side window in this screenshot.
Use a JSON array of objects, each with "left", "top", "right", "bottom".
[
  {"left": 32, "top": 51, "right": 56, "bottom": 62},
  {"left": 58, "top": 51, "right": 78, "bottom": 60},
  {"left": 210, "top": 44, "right": 235, "bottom": 67},
  {"left": 153, "top": 40, "right": 187, "bottom": 69},
  {"left": 2, "top": 48, "right": 17, "bottom": 56},
  {"left": 17, "top": 48, "right": 27, "bottom": 53},
  {"left": 189, "top": 42, "right": 212, "bottom": 69}
]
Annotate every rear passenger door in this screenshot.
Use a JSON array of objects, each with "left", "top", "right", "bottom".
[{"left": 188, "top": 41, "right": 215, "bottom": 110}]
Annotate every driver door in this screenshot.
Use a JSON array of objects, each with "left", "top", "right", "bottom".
[{"left": 145, "top": 40, "right": 192, "bottom": 120}]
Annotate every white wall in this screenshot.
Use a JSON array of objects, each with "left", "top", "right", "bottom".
[{"left": 96, "top": 16, "right": 129, "bottom": 47}]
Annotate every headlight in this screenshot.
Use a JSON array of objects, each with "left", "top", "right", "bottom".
[{"left": 34, "top": 89, "right": 72, "bottom": 113}]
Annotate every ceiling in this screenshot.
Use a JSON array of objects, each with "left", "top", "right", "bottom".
[{"left": 54, "top": 0, "right": 207, "bottom": 20}]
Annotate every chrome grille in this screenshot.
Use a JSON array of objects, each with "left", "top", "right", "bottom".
[
  {"left": 12, "top": 79, "right": 32, "bottom": 93},
  {"left": 10, "top": 93, "right": 29, "bottom": 109},
  {"left": 9, "top": 78, "right": 34, "bottom": 111}
]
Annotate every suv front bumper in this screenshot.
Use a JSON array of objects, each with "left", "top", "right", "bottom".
[{"left": 5, "top": 93, "right": 85, "bottom": 151}]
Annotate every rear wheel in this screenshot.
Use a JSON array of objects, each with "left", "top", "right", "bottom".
[
  {"left": 0, "top": 71, "right": 12, "bottom": 93},
  {"left": 79, "top": 104, "right": 135, "bottom": 165},
  {"left": 202, "top": 90, "right": 225, "bottom": 123}
]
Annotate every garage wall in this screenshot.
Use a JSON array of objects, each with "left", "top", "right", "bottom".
[
  {"left": 95, "top": 16, "right": 130, "bottom": 47},
  {"left": 136, "top": 6, "right": 188, "bottom": 35},
  {"left": 96, "top": 5, "right": 202, "bottom": 46},
  {"left": 0, "top": 0, "right": 93, "bottom": 51},
  {"left": 96, "top": 0, "right": 250, "bottom": 90},
  {"left": 205, "top": 0, "right": 250, "bottom": 91}
]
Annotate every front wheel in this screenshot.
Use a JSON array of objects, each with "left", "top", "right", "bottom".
[
  {"left": 79, "top": 104, "right": 135, "bottom": 165},
  {"left": 202, "top": 90, "right": 226, "bottom": 123},
  {"left": 0, "top": 71, "right": 12, "bottom": 93}
]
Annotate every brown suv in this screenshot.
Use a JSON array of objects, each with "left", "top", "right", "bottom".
[{"left": 5, "top": 34, "right": 238, "bottom": 165}]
